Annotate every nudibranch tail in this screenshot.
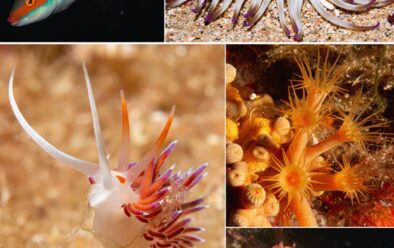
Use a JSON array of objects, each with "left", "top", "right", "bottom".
[
  {"left": 83, "top": 64, "right": 113, "bottom": 190},
  {"left": 8, "top": 67, "right": 98, "bottom": 176},
  {"left": 117, "top": 90, "right": 131, "bottom": 171}
]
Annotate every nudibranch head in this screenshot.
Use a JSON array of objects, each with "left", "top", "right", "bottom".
[
  {"left": 8, "top": 65, "right": 208, "bottom": 247},
  {"left": 8, "top": 0, "right": 75, "bottom": 26}
]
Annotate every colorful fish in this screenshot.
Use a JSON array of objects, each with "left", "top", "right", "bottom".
[
  {"left": 8, "top": 65, "right": 207, "bottom": 247},
  {"left": 8, "top": 0, "right": 75, "bottom": 26}
]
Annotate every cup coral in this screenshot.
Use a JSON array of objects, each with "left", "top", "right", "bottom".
[
  {"left": 226, "top": 51, "right": 393, "bottom": 227},
  {"left": 8, "top": 65, "right": 208, "bottom": 247}
]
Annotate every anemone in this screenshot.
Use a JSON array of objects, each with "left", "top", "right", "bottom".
[{"left": 166, "top": 0, "right": 393, "bottom": 41}]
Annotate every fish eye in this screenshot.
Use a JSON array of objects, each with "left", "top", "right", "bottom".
[{"left": 25, "top": 0, "right": 35, "bottom": 7}]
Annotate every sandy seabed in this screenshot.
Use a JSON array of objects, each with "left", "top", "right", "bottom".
[{"left": 0, "top": 45, "right": 225, "bottom": 248}]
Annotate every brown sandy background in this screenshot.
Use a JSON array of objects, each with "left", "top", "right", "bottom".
[
  {"left": 0, "top": 45, "right": 225, "bottom": 247},
  {"left": 166, "top": 2, "right": 393, "bottom": 42}
]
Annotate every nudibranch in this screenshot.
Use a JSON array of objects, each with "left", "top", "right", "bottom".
[
  {"left": 8, "top": 65, "right": 207, "bottom": 248},
  {"left": 166, "top": 0, "right": 394, "bottom": 41},
  {"left": 8, "top": 0, "right": 75, "bottom": 26}
]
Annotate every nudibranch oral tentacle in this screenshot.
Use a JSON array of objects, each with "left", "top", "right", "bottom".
[
  {"left": 8, "top": 68, "right": 99, "bottom": 176},
  {"left": 8, "top": 67, "right": 207, "bottom": 248},
  {"left": 8, "top": 0, "right": 76, "bottom": 26}
]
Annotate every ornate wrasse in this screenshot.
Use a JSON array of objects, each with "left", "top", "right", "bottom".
[{"left": 8, "top": 0, "right": 75, "bottom": 26}]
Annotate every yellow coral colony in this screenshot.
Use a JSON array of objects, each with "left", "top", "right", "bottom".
[{"left": 226, "top": 53, "right": 392, "bottom": 227}]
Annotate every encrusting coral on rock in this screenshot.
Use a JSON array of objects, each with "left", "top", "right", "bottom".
[{"left": 226, "top": 50, "right": 393, "bottom": 227}]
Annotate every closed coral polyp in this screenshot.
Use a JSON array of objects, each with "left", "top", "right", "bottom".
[{"left": 242, "top": 183, "right": 266, "bottom": 208}]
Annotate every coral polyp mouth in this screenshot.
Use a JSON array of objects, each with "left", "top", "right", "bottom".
[
  {"left": 265, "top": 153, "right": 314, "bottom": 205},
  {"left": 282, "top": 168, "right": 306, "bottom": 189},
  {"left": 292, "top": 108, "right": 319, "bottom": 131}
]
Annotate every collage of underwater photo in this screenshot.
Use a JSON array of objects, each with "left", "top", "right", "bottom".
[{"left": 0, "top": 1, "right": 393, "bottom": 248}]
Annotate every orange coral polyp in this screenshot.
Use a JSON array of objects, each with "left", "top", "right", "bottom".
[
  {"left": 305, "top": 131, "right": 346, "bottom": 163},
  {"left": 311, "top": 159, "right": 367, "bottom": 202},
  {"left": 277, "top": 165, "right": 311, "bottom": 202},
  {"left": 267, "top": 153, "right": 313, "bottom": 206},
  {"left": 294, "top": 53, "right": 344, "bottom": 99},
  {"left": 338, "top": 119, "right": 364, "bottom": 141},
  {"left": 293, "top": 109, "right": 317, "bottom": 130},
  {"left": 285, "top": 170, "right": 303, "bottom": 188},
  {"left": 287, "top": 87, "right": 322, "bottom": 134}
]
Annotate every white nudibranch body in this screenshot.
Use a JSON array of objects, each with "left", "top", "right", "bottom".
[{"left": 8, "top": 66, "right": 207, "bottom": 248}]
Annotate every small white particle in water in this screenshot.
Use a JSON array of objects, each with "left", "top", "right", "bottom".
[
  {"left": 384, "top": 84, "right": 393, "bottom": 90},
  {"left": 207, "top": 134, "right": 221, "bottom": 145},
  {"left": 31, "top": 234, "right": 45, "bottom": 244},
  {"left": 151, "top": 111, "right": 167, "bottom": 123},
  {"left": 176, "top": 46, "right": 187, "bottom": 57},
  {"left": 121, "top": 46, "right": 136, "bottom": 57},
  {"left": 249, "top": 93, "right": 257, "bottom": 100}
]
